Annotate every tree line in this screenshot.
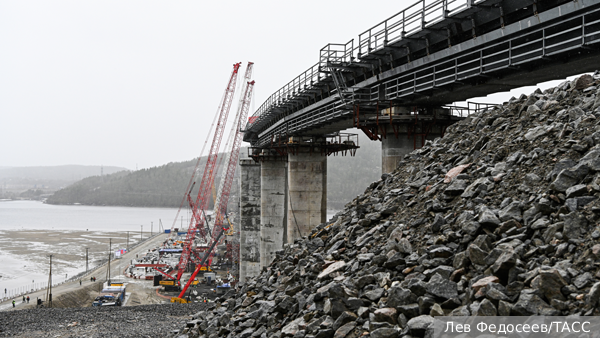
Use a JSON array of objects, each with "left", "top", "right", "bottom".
[{"left": 47, "top": 135, "right": 384, "bottom": 210}]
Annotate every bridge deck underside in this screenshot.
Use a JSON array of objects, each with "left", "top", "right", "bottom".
[{"left": 245, "top": 0, "right": 600, "bottom": 148}]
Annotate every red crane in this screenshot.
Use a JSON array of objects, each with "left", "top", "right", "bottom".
[
  {"left": 157, "top": 62, "right": 241, "bottom": 285},
  {"left": 176, "top": 64, "right": 255, "bottom": 300},
  {"left": 212, "top": 62, "right": 254, "bottom": 235}
]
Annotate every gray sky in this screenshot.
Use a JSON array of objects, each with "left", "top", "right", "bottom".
[{"left": 0, "top": 1, "right": 576, "bottom": 170}]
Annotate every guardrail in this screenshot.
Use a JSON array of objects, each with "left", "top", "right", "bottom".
[
  {"left": 246, "top": 0, "right": 479, "bottom": 130},
  {"left": 382, "top": 7, "right": 600, "bottom": 100},
  {"left": 358, "top": 0, "right": 470, "bottom": 56}
]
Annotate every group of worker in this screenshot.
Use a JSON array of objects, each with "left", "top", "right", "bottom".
[{"left": 11, "top": 295, "right": 30, "bottom": 308}]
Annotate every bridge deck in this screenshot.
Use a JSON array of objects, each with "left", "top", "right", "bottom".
[{"left": 245, "top": 0, "right": 600, "bottom": 148}]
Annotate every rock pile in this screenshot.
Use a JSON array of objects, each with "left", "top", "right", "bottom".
[
  {"left": 174, "top": 72, "right": 600, "bottom": 338},
  {"left": 0, "top": 303, "right": 208, "bottom": 337}
]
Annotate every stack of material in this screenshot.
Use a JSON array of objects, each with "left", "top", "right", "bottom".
[{"left": 174, "top": 72, "right": 600, "bottom": 338}]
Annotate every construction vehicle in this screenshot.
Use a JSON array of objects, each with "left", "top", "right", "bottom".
[
  {"left": 171, "top": 63, "right": 254, "bottom": 304},
  {"left": 207, "top": 63, "right": 255, "bottom": 278},
  {"left": 161, "top": 62, "right": 254, "bottom": 298},
  {"left": 171, "top": 219, "right": 230, "bottom": 303},
  {"left": 155, "top": 62, "right": 242, "bottom": 290},
  {"left": 159, "top": 62, "right": 255, "bottom": 294}
]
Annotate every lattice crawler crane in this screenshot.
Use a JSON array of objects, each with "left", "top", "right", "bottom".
[{"left": 156, "top": 62, "right": 242, "bottom": 290}]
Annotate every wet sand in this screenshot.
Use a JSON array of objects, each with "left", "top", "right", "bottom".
[
  {"left": 0, "top": 229, "right": 145, "bottom": 297},
  {"left": 0, "top": 233, "right": 170, "bottom": 311}
]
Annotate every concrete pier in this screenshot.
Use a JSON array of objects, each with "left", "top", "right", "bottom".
[
  {"left": 287, "top": 149, "right": 327, "bottom": 243},
  {"left": 239, "top": 159, "right": 261, "bottom": 283},
  {"left": 381, "top": 125, "right": 421, "bottom": 174},
  {"left": 260, "top": 159, "right": 287, "bottom": 269}
]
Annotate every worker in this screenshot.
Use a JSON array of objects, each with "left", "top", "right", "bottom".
[
  {"left": 12, "top": 299, "right": 15, "bottom": 308},
  {"left": 26, "top": 296, "right": 30, "bottom": 303},
  {"left": 23, "top": 295, "right": 25, "bottom": 303}
]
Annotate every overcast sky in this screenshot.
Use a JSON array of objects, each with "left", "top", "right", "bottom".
[{"left": 0, "top": 1, "right": 577, "bottom": 170}]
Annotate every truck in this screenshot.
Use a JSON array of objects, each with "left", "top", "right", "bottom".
[{"left": 92, "top": 282, "right": 127, "bottom": 307}]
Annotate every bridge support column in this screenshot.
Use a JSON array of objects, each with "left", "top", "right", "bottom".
[
  {"left": 381, "top": 125, "right": 443, "bottom": 173},
  {"left": 381, "top": 126, "right": 421, "bottom": 174},
  {"left": 287, "top": 148, "right": 327, "bottom": 243},
  {"left": 239, "top": 159, "right": 261, "bottom": 283},
  {"left": 260, "top": 159, "right": 287, "bottom": 269}
]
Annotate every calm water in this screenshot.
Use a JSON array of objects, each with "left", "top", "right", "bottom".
[
  {"left": 0, "top": 200, "right": 184, "bottom": 232},
  {"left": 0, "top": 200, "right": 182, "bottom": 298},
  {"left": 0, "top": 200, "right": 339, "bottom": 299}
]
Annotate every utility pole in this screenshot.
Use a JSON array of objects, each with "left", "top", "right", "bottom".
[
  {"left": 127, "top": 231, "right": 129, "bottom": 253},
  {"left": 107, "top": 238, "right": 112, "bottom": 285},
  {"left": 140, "top": 225, "right": 143, "bottom": 242},
  {"left": 85, "top": 248, "right": 89, "bottom": 273},
  {"left": 151, "top": 221, "right": 153, "bottom": 236},
  {"left": 46, "top": 255, "right": 53, "bottom": 308}
]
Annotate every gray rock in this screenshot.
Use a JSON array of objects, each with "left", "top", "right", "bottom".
[
  {"left": 512, "top": 290, "right": 559, "bottom": 315},
  {"left": 470, "top": 299, "right": 497, "bottom": 316},
  {"left": 355, "top": 275, "right": 375, "bottom": 290},
  {"left": 478, "top": 207, "right": 501, "bottom": 227},
  {"left": 530, "top": 269, "right": 567, "bottom": 302},
  {"left": 586, "top": 282, "right": 600, "bottom": 307},
  {"left": 573, "top": 272, "right": 593, "bottom": 289},
  {"left": 499, "top": 202, "right": 522, "bottom": 222},
  {"left": 426, "top": 273, "right": 458, "bottom": 299},
  {"left": 387, "top": 287, "right": 417, "bottom": 308},
  {"left": 369, "top": 328, "right": 400, "bottom": 338},
  {"left": 491, "top": 249, "right": 517, "bottom": 275},
  {"left": 363, "top": 288, "right": 384, "bottom": 302},
  {"left": 566, "top": 184, "right": 588, "bottom": 198},
  {"left": 550, "top": 164, "right": 590, "bottom": 192},
  {"left": 407, "top": 315, "right": 435, "bottom": 336},
  {"left": 445, "top": 179, "right": 469, "bottom": 195},
  {"left": 332, "top": 311, "right": 357, "bottom": 331},
  {"left": 563, "top": 211, "right": 588, "bottom": 240},
  {"left": 468, "top": 244, "right": 488, "bottom": 266}
]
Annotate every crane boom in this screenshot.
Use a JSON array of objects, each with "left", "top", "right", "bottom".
[
  {"left": 161, "top": 62, "right": 241, "bottom": 284},
  {"left": 212, "top": 62, "right": 254, "bottom": 233}
]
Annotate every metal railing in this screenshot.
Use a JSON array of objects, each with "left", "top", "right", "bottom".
[
  {"left": 247, "top": 0, "right": 480, "bottom": 130},
  {"left": 319, "top": 40, "right": 355, "bottom": 70},
  {"left": 443, "top": 102, "right": 500, "bottom": 117},
  {"left": 381, "top": 8, "right": 600, "bottom": 100},
  {"left": 247, "top": 0, "right": 600, "bottom": 145},
  {"left": 358, "top": 0, "right": 469, "bottom": 56}
]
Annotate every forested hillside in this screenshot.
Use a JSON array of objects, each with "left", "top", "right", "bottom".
[
  {"left": 46, "top": 160, "right": 210, "bottom": 208},
  {"left": 47, "top": 134, "right": 383, "bottom": 210}
]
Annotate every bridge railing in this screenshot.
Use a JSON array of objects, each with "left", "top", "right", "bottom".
[
  {"left": 248, "top": 0, "right": 475, "bottom": 130},
  {"left": 381, "top": 7, "right": 600, "bottom": 101},
  {"left": 358, "top": 0, "right": 470, "bottom": 56},
  {"left": 443, "top": 102, "right": 500, "bottom": 117},
  {"left": 319, "top": 40, "right": 355, "bottom": 71},
  {"left": 247, "top": 62, "right": 321, "bottom": 128}
]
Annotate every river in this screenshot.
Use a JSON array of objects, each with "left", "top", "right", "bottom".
[
  {"left": 0, "top": 200, "right": 339, "bottom": 300},
  {"left": 0, "top": 200, "right": 181, "bottom": 299}
]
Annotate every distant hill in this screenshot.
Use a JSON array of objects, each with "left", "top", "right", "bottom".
[
  {"left": 45, "top": 134, "right": 383, "bottom": 210},
  {"left": 45, "top": 159, "right": 214, "bottom": 208},
  {"left": 0, "top": 165, "right": 128, "bottom": 199}
]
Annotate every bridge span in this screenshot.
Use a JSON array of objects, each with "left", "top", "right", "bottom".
[{"left": 237, "top": 0, "right": 600, "bottom": 282}]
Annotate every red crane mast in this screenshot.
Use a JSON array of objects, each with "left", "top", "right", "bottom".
[
  {"left": 177, "top": 66, "right": 255, "bottom": 299},
  {"left": 158, "top": 62, "right": 241, "bottom": 283},
  {"left": 212, "top": 62, "right": 254, "bottom": 234}
]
